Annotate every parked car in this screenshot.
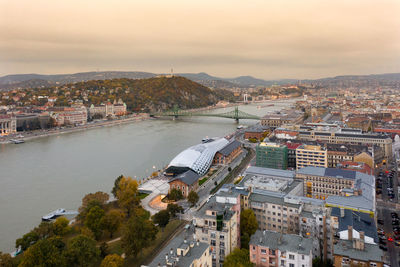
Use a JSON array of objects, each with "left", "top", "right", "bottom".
[{"left": 378, "top": 219, "right": 384, "bottom": 225}]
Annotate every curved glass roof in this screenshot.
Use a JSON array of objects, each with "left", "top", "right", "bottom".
[{"left": 168, "top": 138, "right": 229, "bottom": 176}]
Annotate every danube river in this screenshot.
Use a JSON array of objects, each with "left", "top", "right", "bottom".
[{"left": 0, "top": 99, "right": 296, "bottom": 252}]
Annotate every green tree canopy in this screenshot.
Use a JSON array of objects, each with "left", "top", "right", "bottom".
[
  {"left": 19, "top": 238, "right": 66, "bottom": 267},
  {"left": 152, "top": 210, "right": 170, "bottom": 228},
  {"left": 65, "top": 235, "right": 100, "bottom": 267},
  {"left": 0, "top": 251, "right": 14, "bottom": 267},
  {"left": 16, "top": 231, "right": 39, "bottom": 251},
  {"left": 101, "top": 209, "right": 125, "bottom": 238},
  {"left": 169, "top": 188, "right": 183, "bottom": 201},
  {"left": 111, "top": 175, "right": 123, "bottom": 198},
  {"left": 84, "top": 206, "right": 105, "bottom": 240},
  {"left": 223, "top": 248, "right": 253, "bottom": 267},
  {"left": 121, "top": 212, "right": 158, "bottom": 258},
  {"left": 187, "top": 191, "right": 199, "bottom": 206},
  {"left": 100, "top": 254, "right": 124, "bottom": 267},
  {"left": 116, "top": 177, "right": 140, "bottom": 217},
  {"left": 53, "top": 217, "right": 70, "bottom": 236},
  {"left": 240, "top": 209, "right": 258, "bottom": 249},
  {"left": 167, "top": 203, "right": 184, "bottom": 217}
]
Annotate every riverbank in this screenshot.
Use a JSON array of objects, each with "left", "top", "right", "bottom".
[
  {"left": 0, "top": 114, "right": 150, "bottom": 144},
  {"left": 0, "top": 97, "right": 301, "bottom": 144}
]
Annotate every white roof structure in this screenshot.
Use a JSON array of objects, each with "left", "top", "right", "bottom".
[{"left": 168, "top": 138, "right": 229, "bottom": 176}]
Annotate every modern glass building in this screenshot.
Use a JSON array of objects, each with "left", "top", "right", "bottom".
[
  {"left": 166, "top": 138, "right": 229, "bottom": 176},
  {"left": 256, "top": 142, "right": 288, "bottom": 170}
]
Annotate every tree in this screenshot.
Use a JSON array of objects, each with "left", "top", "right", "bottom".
[
  {"left": 121, "top": 213, "right": 158, "bottom": 258},
  {"left": 19, "top": 238, "right": 66, "bottom": 267},
  {"left": 78, "top": 192, "right": 109, "bottom": 222},
  {"left": 0, "top": 252, "right": 14, "bottom": 267},
  {"left": 152, "top": 210, "right": 170, "bottom": 228},
  {"left": 111, "top": 175, "right": 123, "bottom": 198},
  {"left": 116, "top": 177, "right": 140, "bottom": 217},
  {"left": 16, "top": 231, "right": 39, "bottom": 251},
  {"left": 240, "top": 209, "right": 258, "bottom": 249},
  {"left": 99, "top": 242, "right": 109, "bottom": 258},
  {"left": 53, "top": 217, "right": 70, "bottom": 236},
  {"left": 84, "top": 206, "right": 105, "bottom": 240},
  {"left": 224, "top": 248, "right": 253, "bottom": 267},
  {"left": 101, "top": 209, "right": 125, "bottom": 238},
  {"left": 167, "top": 203, "right": 184, "bottom": 217},
  {"left": 33, "top": 222, "right": 54, "bottom": 240},
  {"left": 169, "top": 188, "right": 183, "bottom": 201},
  {"left": 100, "top": 254, "right": 124, "bottom": 267},
  {"left": 79, "top": 192, "right": 109, "bottom": 214},
  {"left": 187, "top": 191, "right": 199, "bottom": 206},
  {"left": 65, "top": 235, "right": 100, "bottom": 267}
]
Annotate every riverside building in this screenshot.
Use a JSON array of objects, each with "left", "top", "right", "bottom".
[{"left": 0, "top": 114, "right": 17, "bottom": 136}]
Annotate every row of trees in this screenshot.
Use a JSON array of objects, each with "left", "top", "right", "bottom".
[{"left": 3, "top": 175, "right": 187, "bottom": 266}]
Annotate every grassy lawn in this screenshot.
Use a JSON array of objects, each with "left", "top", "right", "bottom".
[
  {"left": 138, "top": 192, "right": 150, "bottom": 199},
  {"left": 109, "top": 219, "right": 186, "bottom": 267},
  {"left": 199, "top": 177, "right": 208, "bottom": 185}
]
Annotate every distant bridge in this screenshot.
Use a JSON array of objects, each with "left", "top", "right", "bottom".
[{"left": 151, "top": 106, "right": 260, "bottom": 123}]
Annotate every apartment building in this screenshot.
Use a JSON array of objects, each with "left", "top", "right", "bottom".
[
  {"left": 333, "top": 228, "right": 383, "bottom": 267},
  {"left": 299, "top": 206, "right": 334, "bottom": 261},
  {"left": 256, "top": 142, "right": 288, "bottom": 170},
  {"left": 249, "top": 230, "right": 313, "bottom": 267},
  {"left": 326, "top": 143, "right": 368, "bottom": 168},
  {"left": 193, "top": 193, "right": 240, "bottom": 267},
  {"left": 146, "top": 226, "right": 211, "bottom": 267},
  {"left": 297, "top": 128, "right": 392, "bottom": 161},
  {"left": 296, "top": 167, "right": 359, "bottom": 199},
  {"left": 296, "top": 145, "right": 328, "bottom": 170}
]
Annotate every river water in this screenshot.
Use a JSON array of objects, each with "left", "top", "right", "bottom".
[{"left": 0, "top": 100, "right": 296, "bottom": 252}]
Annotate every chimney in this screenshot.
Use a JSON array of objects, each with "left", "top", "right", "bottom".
[
  {"left": 360, "top": 231, "right": 365, "bottom": 241},
  {"left": 165, "top": 253, "right": 169, "bottom": 262},
  {"left": 340, "top": 208, "right": 345, "bottom": 218},
  {"left": 197, "top": 240, "right": 200, "bottom": 246},
  {"left": 260, "top": 237, "right": 263, "bottom": 244},
  {"left": 170, "top": 248, "right": 174, "bottom": 255},
  {"left": 348, "top": 226, "right": 353, "bottom": 241}
]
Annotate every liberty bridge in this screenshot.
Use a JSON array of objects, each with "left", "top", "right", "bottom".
[{"left": 150, "top": 105, "right": 261, "bottom": 123}]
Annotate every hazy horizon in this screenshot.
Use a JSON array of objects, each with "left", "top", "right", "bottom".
[{"left": 1, "top": 0, "right": 400, "bottom": 79}]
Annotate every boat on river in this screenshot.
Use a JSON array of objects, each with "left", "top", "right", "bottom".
[
  {"left": 42, "top": 208, "right": 77, "bottom": 221},
  {"left": 9, "top": 139, "right": 24, "bottom": 144}
]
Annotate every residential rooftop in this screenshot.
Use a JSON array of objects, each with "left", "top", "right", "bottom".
[{"left": 250, "top": 230, "right": 313, "bottom": 255}]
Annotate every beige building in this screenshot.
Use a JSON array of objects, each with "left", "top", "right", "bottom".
[
  {"left": 89, "top": 100, "right": 127, "bottom": 118},
  {"left": 193, "top": 193, "right": 241, "bottom": 267},
  {"left": 0, "top": 114, "right": 17, "bottom": 136},
  {"left": 296, "top": 145, "right": 328, "bottom": 170},
  {"left": 296, "top": 167, "right": 357, "bottom": 199},
  {"left": 297, "top": 128, "right": 393, "bottom": 161},
  {"left": 250, "top": 192, "right": 301, "bottom": 235}
]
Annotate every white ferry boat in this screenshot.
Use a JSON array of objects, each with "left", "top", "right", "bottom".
[{"left": 42, "top": 208, "right": 66, "bottom": 221}]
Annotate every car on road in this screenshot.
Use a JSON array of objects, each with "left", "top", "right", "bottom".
[
  {"left": 378, "top": 219, "right": 384, "bottom": 225},
  {"left": 392, "top": 212, "right": 399, "bottom": 218},
  {"left": 392, "top": 220, "right": 399, "bottom": 226}
]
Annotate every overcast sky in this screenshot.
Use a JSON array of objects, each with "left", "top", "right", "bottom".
[{"left": 1, "top": 0, "right": 399, "bottom": 79}]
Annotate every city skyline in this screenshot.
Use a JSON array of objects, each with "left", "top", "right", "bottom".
[{"left": 1, "top": 0, "right": 400, "bottom": 79}]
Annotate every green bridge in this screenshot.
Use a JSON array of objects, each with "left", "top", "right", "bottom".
[{"left": 151, "top": 106, "right": 261, "bottom": 123}]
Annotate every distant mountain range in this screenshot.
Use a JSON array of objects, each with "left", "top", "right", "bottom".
[{"left": 0, "top": 71, "right": 400, "bottom": 90}]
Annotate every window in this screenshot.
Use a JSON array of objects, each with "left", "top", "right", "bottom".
[
  {"left": 261, "top": 249, "right": 266, "bottom": 254},
  {"left": 302, "top": 255, "right": 305, "bottom": 260},
  {"left": 289, "top": 254, "right": 295, "bottom": 260},
  {"left": 211, "top": 240, "right": 216, "bottom": 246},
  {"left": 289, "top": 264, "right": 295, "bottom": 267}
]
